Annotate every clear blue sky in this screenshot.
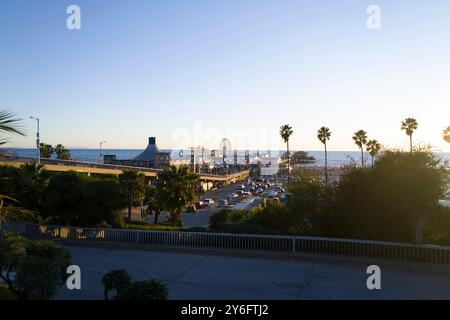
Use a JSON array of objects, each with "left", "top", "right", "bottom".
[{"left": 1, "top": 0, "right": 449, "bottom": 152}]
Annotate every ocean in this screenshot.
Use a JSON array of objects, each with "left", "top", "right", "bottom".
[{"left": 3, "top": 148, "right": 450, "bottom": 168}]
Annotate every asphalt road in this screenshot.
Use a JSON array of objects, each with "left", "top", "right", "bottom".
[
  {"left": 142, "top": 183, "right": 244, "bottom": 227},
  {"left": 57, "top": 246, "right": 450, "bottom": 300}
]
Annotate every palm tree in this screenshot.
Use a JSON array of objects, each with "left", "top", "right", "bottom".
[
  {"left": 39, "top": 143, "right": 54, "bottom": 159},
  {"left": 0, "top": 110, "right": 24, "bottom": 145},
  {"left": 443, "top": 126, "right": 450, "bottom": 144},
  {"left": 317, "top": 127, "right": 331, "bottom": 186},
  {"left": 55, "top": 144, "right": 71, "bottom": 160},
  {"left": 157, "top": 165, "right": 199, "bottom": 226},
  {"left": 401, "top": 118, "right": 418, "bottom": 152},
  {"left": 366, "top": 139, "right": 381, "bottom": 167},
  {"left": 118, "top": 170, "right": 146, "bottom": 221},
  {"left": 10, "top": 163, "right": 48, "bottom": 212},
  {"left": 352, "top": 130, "right": 368, "bottom": 167},
  {"left": 279, "top": 125, "right": 293, "bottom": 183}
]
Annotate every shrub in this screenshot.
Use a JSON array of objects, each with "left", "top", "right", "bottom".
[
  {"left": 102, "top": 270, "right": 132, "bottom": 300},
  {"left": 115, "top": 280, "right": 168, "bottom": 300},
  {"left": 0, "top": 232, "right": 72, "bottom": 300}
]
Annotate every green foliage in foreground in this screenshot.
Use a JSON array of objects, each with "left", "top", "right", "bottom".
[
  {"left": 102, "top": 270, "right": 132, "bottom": 300},
  {"left": 102, "top": 270, "right": 168, "bottom": 300},
  {"left": 210, "top": 150, "right": 449, "bottom": 245},
  {"left": 0, "top": 232, "right": 72, "bottom": 300}
]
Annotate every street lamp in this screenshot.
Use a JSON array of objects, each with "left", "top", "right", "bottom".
[
  {"left": 99, "top": 140, "right": 107, "bottom": 160},
  {"left": 30, "top": 116, "right": 40, "bottom": 164}
]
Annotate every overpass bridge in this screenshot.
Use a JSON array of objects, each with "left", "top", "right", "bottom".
[{"left": 1, "top": 156, "right": 249, "bottom": 185}]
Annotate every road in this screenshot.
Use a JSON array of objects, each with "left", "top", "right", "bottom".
[
  {"left": 137, "top": 183, "right": 244, "bottom": 227},
  {"left": 57, "top": 246, "right": 450, "bottom": 300}
]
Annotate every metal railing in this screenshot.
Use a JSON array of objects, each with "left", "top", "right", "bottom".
[{"left": 25, "top": 224, "right": 450, "bottom": 265}]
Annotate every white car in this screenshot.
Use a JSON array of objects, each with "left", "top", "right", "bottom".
[{"left": 203, "top": 199, "right": 215, "bottom": 207}]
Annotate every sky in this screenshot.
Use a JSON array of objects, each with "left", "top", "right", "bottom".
[{"left": 0, "top": 0, "right": 449, "bottom": 152}]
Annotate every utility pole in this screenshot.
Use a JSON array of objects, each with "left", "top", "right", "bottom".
[{"left": 30, "top": 117, "right": 40, "bottom": 164}]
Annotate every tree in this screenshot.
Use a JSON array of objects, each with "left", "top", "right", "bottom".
[
  {"left": 366, "top": 139, "right": 381, "bottom": 167},
  {"left": 317, "top": 126, "right": 331, "bottom": 186},
  {"left": 0, "top": 232, "right": 72, "bottom": 300},
  {"left": 333, "top": 149, "right": 446, "bottom": 244},
  {"left": 352, "top": 130, "right": 368, "bottom": 167},
  {"left": 54, "top": 144, "right": 71, "bottom": 160},
  {"left": 118, "top": 170, "right": 145, "bottom": 221},
  {"left": 0, "top": 110, "right": 24, "bottom": 145},
  {"left": 114, "top": 280, "right": 168, "bottom": 300},
  {"left": 401, "top": 117, "right": 418, "bottom": 152},
  {"left": 45, "top": 172, "right": 124, "bottom": 226},
  {"left": 39, "top": 143, "right": 54, "bottom": 159},
  {"left": 9, "top": 163, "right": 48, "bottom": 212},
  {"left": 157, "top": 165, "right": 198, "bottom": 226},
  {"left": 443, "top": 126, "right": 450, "bottom": 143},
  {"left": 102, "top": 270, "right": 132, "bottom": 300},
  {"left": 279, "top": 124, "right": 293, "bottom": 183},
  {"left": 144, "top": 184, "right": 165, "bottom": 224}
]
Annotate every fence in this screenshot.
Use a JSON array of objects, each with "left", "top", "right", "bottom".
[{"left": 24, "top": 224, "right": 450, "bottom": 265}]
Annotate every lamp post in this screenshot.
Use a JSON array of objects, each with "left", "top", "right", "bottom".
[
  {"left": 99, "top": 140, "right": 107, "bottom": 160},
  {"left": 30, "top": 116, "right": 40, "bottom": 164}
]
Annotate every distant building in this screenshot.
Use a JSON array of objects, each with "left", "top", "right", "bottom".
[{"left": 104, "top": 137, "right": 170, "bottom": 169}]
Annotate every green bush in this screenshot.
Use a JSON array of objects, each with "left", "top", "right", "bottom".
[
  {"left": 115, "top": 280, "right": 168, "bottom": 300},
  {"left": 102, "top": 270, "right": 132, "bottom": 300},
  {"left": 0, "top": 232, "right": 72, "bottom": 300}
]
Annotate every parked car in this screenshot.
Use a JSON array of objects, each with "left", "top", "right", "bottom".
[
  {"left": 238, "top": 184, "right": 246, "bottom": 190},
  {"left": 203, "top": 198, "right": 215, "bottom": 207},
  {"left": 217, "top": 199, "right": 228, "bottom": 208},
  {"left": 195, "top": 201, "right": 206, "bottom": 209}
]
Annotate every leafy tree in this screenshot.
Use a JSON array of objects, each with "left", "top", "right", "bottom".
[
  {"left": 44, "top": 171, "right": 85, "bottom": 225},
  {"left": 54, "top": 144, "right": 71, "bottom": 160},
  {"left": 401, "top": 117, "right": 418, "bottom": 152},
  {"left": 144, "top": 184, "right": 165, "bottom": 224},
  {"left": 114, "top": 280, "right": 168, "bottom": 300},
  {"left": 443, "top": 126, "right": 450, "bottom": 143},
  {"left": 157, "top": 165, "right": 198, "bottom": 226},
  {"left": 279, "top": 124, "right": 293, "bottom": 183},
  {"left": 0, "top": 110, "right": 24, "bottom": 145},
  {"left": 118, "top": 170, "right": 145, "bottom": 221},
  {"left": 45, "top": 172, "right": 123, "bottom": 226},
  {"left": 366, "top": 139, "right": 381, "bottom": 167},
  {"left": 39, "top": 143, "right": 54, "bottom": 159},
  {"left": 317, "top": 126, "right": 331, "bottom": 186},
  {"left": 0, "top": 232, "right": 72, "bottom": 300},
  {"left": 332, "top": 149, "right": 446, "bottom": 244},
  {"left": 352, "top": 130, "right": 368, "bottom": 167},
  {"left": 102, "top": 270, "right": 132, "bottom": 300},
  {"left": 9, "top": 163, "right": 48, "bottom": 212}
]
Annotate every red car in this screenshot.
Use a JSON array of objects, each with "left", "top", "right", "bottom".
[{"left": 195, "top": 201, "right": 206, "bottom": 209}]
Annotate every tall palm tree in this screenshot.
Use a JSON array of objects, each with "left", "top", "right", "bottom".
[
  {"left": 157, "top": 165, "right": 199, "bottom": 226},
  {"left": 0, "top": 110, "right": 24, "bottom": 145},
  {"left": 366, "top": 139, "right": 381, "bottom": 167},
  {"left": 443, "top": 126, "right": 450, "bottom": 144},
  {"left": 317, "top": 126, "right": 331, "bottom": 186},
  {"left": 401, "top": 118, "right": 418, "bottom": 152},
  {"left": 118, "top": 170, "right": 146, "bottom": 221},
  {"left": 352, "top": 130, "right": 368, "bottom": 167},
  {"left": 55, "top": 144, "right": 71, "bottom": 160},
  {"left": 279, "top": 125, "right": 293, "bottom": 183}
]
